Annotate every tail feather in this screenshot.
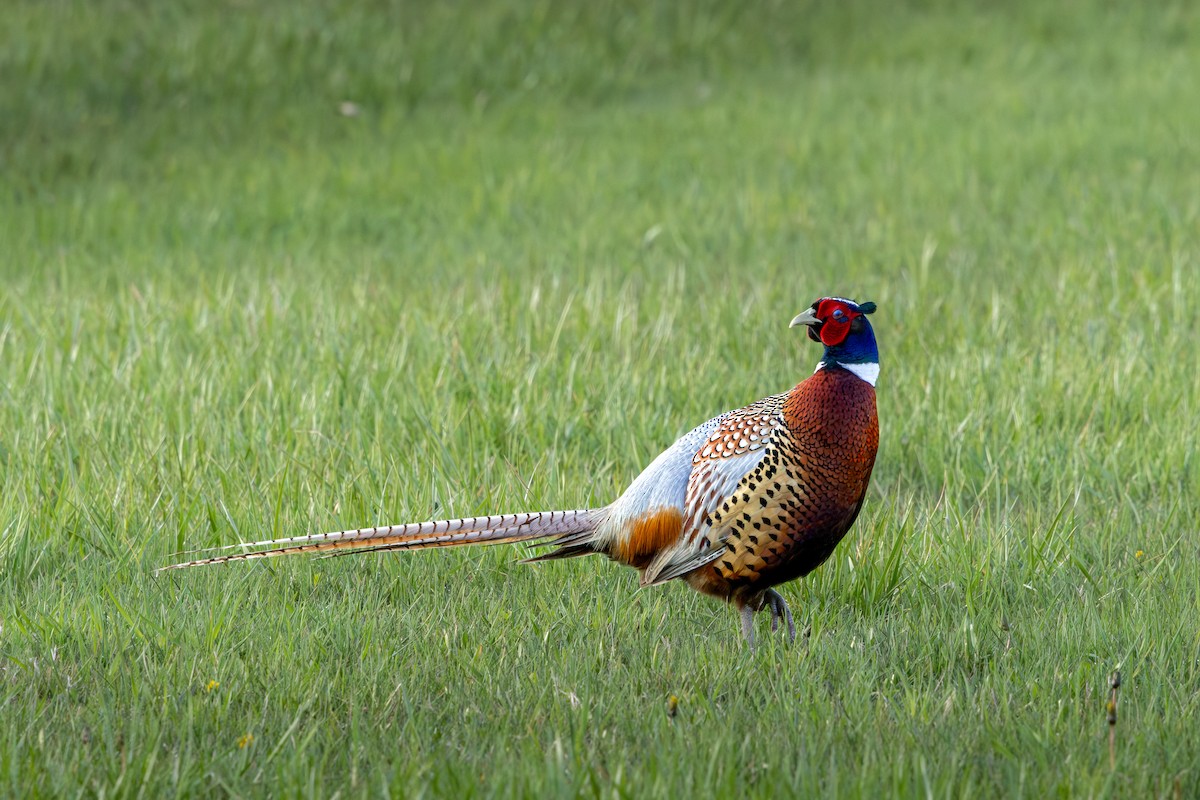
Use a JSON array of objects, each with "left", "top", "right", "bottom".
[
  {"left": 157, "top": 509, "right": 599, "bottom": 572},
  {"left": 518, "top": 529, "right": 603, "bottom": 563},
  {"left": 323, "top": 515, "right": 600, "bottom": 559}
]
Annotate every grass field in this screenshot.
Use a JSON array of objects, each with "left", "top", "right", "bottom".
[{"left": 3, "top": 0, "right": 1199, "bottom": 796}]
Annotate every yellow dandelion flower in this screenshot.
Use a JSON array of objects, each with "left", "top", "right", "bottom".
[
  {"left": 237, "top": 733, "right": 254, "bottom": 749},
  {"left": 205, "top": 680, "right": 219, "bottom": 693},
  {"left": 1135, "top": 550, "right": 1144, "bottom": 560}
]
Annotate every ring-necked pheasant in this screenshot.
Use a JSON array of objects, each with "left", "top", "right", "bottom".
[{"left": 161, "top": 297, "right": 880, "bottom": 646}]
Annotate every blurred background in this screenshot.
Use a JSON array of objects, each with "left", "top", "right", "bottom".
[
  {"left": 5, "top": 0, "right": 1196, "bottom": 514},
  {"left": 7, "top": 0, "right": 1196, "bottom": 290}
]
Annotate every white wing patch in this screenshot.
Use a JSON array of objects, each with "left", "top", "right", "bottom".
[
  {"left": 639, "top": 395, "right": 789, "bottom": 585},
  {"left": 596, "top": 415, "right": 721, "bottom": 546},
  {"left": 637, "top": 450, "right": 771, "bottom": 585}
]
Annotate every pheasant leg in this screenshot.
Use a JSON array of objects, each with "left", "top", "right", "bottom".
[
  {"left": 740, "top": 604, "right": 756, "bottom": 649},
  {"left": 764, "top": 589, "right": 796, "bottom": 643}
]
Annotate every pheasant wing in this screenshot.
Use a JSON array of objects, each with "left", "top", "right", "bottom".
[{"left": 639, "top": 394, "right": 790, "bottom": 585}]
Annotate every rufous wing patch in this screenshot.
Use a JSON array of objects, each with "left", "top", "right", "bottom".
[{"left": 614, "top": 508, "right": 685, "bottom": 569}]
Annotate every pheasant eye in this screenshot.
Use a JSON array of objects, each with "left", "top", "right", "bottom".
[{"left": 832, "top": 309, "right": 847, "bottom": 322}]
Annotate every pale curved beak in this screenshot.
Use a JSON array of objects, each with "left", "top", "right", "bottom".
[{"left": 789, "top": 308, "right": 820, "bottom": 328}]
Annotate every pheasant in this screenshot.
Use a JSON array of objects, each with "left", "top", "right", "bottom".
[{"left": 161, "top": 296, "right": 881, "bottom": 646}]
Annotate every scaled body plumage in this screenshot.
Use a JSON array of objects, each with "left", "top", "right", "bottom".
[{"left": 162, "top": 297, "right": 882, "bottom": 645}]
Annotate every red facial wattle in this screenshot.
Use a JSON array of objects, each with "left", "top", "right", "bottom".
[{"left": 815, "top": 299, "right": 859, "bottom": 347}]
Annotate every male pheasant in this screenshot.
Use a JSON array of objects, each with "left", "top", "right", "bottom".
[{"left": 162, "top": 297, "right": 881, "bottom": 646}]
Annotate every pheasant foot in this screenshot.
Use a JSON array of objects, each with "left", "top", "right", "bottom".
[{"left": 764, "top": 588, "right": 796, "bottom": 643}]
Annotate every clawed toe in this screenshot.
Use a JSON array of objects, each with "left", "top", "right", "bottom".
[
  {"left": 740, "top": 590, "right": 797, "bottom": 647},
  {"left": 765, "top": 589, "right": 797, "bottom": 644}
]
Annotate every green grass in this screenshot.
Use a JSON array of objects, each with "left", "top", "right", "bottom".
[{"left": 3, "top": 0, "right": 1200, "bottom": 796}]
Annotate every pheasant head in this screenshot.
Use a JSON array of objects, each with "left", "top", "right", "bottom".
[{"left": 790, "top": 297, "right": 879, "bottom": 386}]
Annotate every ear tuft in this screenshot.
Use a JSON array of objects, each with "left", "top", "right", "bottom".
[{"left": 858, "top": 301, "right": 877, "bottom": 315}]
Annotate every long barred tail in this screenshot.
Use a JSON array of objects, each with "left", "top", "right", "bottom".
[{"left": 156, "top": 510, "right": 601, "bottom": 572}]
